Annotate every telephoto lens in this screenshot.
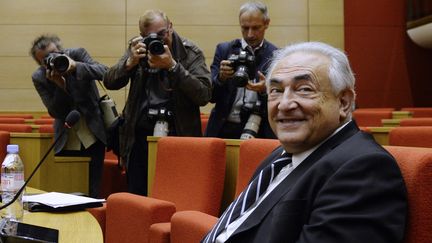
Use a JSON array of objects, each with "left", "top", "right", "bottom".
[{"left": 44, "top": 53, "right": 70, "bottom": 73}]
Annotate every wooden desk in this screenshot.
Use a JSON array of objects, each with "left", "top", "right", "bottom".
[
  {"left": 10, "top": 132, "right": 90, "bottom": 194},
  {"left": 392, "top": 111, "right": 412, "bottom": 119},
  {"left": 382, "top": 118, "right": 401, "bottom": 127},
  {"left": 369, "top": 126, "right": 394, "bottom": 145},
  {"left": 22, "top": 188, "right": 103, "bottom": 243}
]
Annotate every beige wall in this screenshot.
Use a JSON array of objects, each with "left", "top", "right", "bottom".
[{"left": 0, "top": 0, "right": 343, "bottom": 113}]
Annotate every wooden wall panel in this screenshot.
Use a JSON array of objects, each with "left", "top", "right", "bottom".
[
  {"left": 0, "top": 0, "right": 125, "bottom": 25},
  {"left": 0, "top": 0, "right": 343, "bottom": 112}
]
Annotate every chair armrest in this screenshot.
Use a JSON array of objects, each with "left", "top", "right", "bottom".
[
  {"left": 106, "top": 192, "right": 176, "bottom": 243},
  {"left": 171, "top": 211, "right": 218, "bottom": 243}
]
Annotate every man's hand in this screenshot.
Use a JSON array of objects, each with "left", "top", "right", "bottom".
[
  {"left": 246, "top": 71, "right": 266, "bottom": 93},
  {"left": 219, "top": 60, "right": 234, "bottom": 82},
  {"left": 147, "top": 45, "right": 176, "bottom": 70},
  {"left": 125, "top": 36, "right": 146, "bottom": 70},
  {"left": 46, "top": 69, "right": 66, "bottom": 90}
]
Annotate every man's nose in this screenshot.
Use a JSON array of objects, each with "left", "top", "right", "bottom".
[{"left": 278, "top": 89, "right": 298, "bottom": 110}]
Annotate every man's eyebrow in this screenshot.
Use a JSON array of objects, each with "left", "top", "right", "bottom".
[{"left": 269, "top": 74, "right": 312, "bottom": 85}]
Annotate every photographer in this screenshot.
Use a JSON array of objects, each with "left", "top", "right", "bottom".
[
  {"left": 30, "top": 34, "right": 107, "bottom": 198},
  {"left": 205, "top": 1, "right": 278, "bottom": 139},
  {"left": 103, "top": 10, "right": 212, "bottom": 196}
]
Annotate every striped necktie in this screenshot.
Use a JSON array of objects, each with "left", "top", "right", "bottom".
[{"left": 203, "top": 152, "right": 293, "bottom": 243}]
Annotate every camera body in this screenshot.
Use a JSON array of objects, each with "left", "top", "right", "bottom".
[
  {"left": 44, "top": 52, "right": 70, "bottom": 73},
  {"left": 240, "top": 100, "right": 262, "bottom": 140},
  {"left": 228, "top": 50, "right": 256, "bottom": 87},
  {"left": 142, "top": 33, "right": 165, "bottom": 55},
  {"left": 148, "top": 107, "right": 172, "bottom": 137}
]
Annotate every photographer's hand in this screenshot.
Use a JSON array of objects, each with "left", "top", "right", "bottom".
[
  {"left": 219, "top": 60, "right": 234, "bottom": 82},
  {"left": 46, "top": 69, "right": 66, "bottom": 90},
  {"left": 147, "top": 45, "right": 176, "bottom": 70},
  {"left": 246, "top": 71, "right": 266, "bottom": 93},
  {"left": 126, "top": 36, "right": 146, "bottom": 71}
]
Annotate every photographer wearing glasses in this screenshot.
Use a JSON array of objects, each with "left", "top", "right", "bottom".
[
  {"left": 103, "top": 10, "right": 212, "bottom": 196},
  {"left": 205, "top": 1, "right": 278, "bottom": 140},
  {"left": 30, "top": 34, "right": 107, "bottom": 198}
]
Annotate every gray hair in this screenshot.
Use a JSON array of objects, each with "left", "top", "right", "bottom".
[
  {"left": 267, "top": 42, "right": 355, "bottom": 96},
  {"left": 239, "top": 1, "right": 269, "bottom": 21},
  {"left": 139, "top": 9, "right": 170, "bottom": 29},
  {"left": 30, "top": 34, "right": 63, "bottom": 65}
]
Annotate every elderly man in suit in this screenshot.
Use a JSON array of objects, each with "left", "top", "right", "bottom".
[
  {"left": 30, "top": 34, "right": 107, "bottom": 198},
  {"left": 203, "top": 42, "right": 407, "bottom": 243}
]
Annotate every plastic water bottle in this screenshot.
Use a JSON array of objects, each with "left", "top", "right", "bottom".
[{"left": 1, "top": 144, "right": 25, "bottom": 221}]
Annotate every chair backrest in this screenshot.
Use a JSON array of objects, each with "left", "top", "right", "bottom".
[
  {"left": 383, "top": 146, "right": 432, "bottom": 243},
  {"left": 401, "top": 107, "right": 432, "bottom": 118},
  {"left": 38, "top": 124, "right": 54, "bottom": 133},
  {"left": 0, "top": 118, "right": 25, "bottom": 124},
  {"left": 151, "top": 137, "right": 226, "bottom": 216},
  {"left": 34, "top": 118, "right": 54, "bottom": 125},
  {"left": 235, "top": 138, "right": 280, "bottom": 196},
  {"left": 389, "top": 126, "right": 432, "bottom": 148},
  {"left": 201, "top": 118, "right": 208, "bottom": 135},
  {"left": 0, "top": 124, "right": 32, "bottom": 133},
  {"left": 0, "top": 131, "right": 10, "bottom": 161},
  {"left": 400, "top": 118, "right": 432, "bottom": 126},
  {"left": 0, "top": 114, "right": 33, "bottom": 119},
  {"left": 353, "top": 109, "right": 393, "bottom": 127}
]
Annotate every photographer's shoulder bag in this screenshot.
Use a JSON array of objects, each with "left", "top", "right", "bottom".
[{"left": 97, "top": 80, "right": 123, "bottom": 157}]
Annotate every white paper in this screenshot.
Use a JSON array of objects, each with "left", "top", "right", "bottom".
[{"left": 23, "top": 192, "right": 105, "bottom": 208}]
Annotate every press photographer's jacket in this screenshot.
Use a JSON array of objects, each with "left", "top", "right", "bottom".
[
  {"left": 32, "top": 47, "right": 107, "bottom": 154},
  {"left": 205, "top": 39, "right": 277, "bottom": 138},
  {"left": 103, "top": 31, "right": 212, "bottom": 163}
]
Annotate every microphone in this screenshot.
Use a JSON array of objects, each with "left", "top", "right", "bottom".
[{"left": 0, "top": 110, "right": 81, "bottom": 211}]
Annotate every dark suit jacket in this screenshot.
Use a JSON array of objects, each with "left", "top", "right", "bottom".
[
  {"left": 32, "top": 47, "right": 107, "bottom": 154},
  {"left": 225, "top": 121, "right": 407, "bottom": 243},
  {"left": 205, "top": 39, "right": 277, "bottom": 138}
]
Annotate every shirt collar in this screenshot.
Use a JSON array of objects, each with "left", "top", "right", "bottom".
[
  {"left": 285, "top": 120, "right": 352, "bottom": 164},
  {"left": 241, "top": 38, "right": 264, "bottom": 53}
]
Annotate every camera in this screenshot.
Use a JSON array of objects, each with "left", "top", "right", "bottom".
[
  {"left": 228, "top": 50, "right": 256, "bottom": 87},
  {"left": 43, "top": 52, "right": 71, "bottom": 73},
  {"left": 142, "top": 33, "right": 165, "bottom": 55},
  {"left": 148, "top": 107, "right": 172, "bottom": 137},
  {"left": 240, "top": 100, "right": 262, "bottom": 140}
]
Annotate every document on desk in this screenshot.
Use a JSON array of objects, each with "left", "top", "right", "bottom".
[{"left": 23, "top": 192, "right": 105, "bottom": 212}]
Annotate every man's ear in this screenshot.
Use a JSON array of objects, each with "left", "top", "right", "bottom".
[{"left": 339, "top": 89, "right": 355, "bottom": 121}]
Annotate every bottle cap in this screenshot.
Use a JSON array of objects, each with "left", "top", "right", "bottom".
[{"left": 6, "top": 144, "right": 19, "bottom": 153}]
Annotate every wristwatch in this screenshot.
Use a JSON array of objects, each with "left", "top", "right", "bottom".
[{"left": 168, "top": 61, "right": 178, "bottom": 72}]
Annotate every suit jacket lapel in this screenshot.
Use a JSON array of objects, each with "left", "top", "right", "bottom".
[{"left": 232, "top": 121, "right": 360, "bottom": 236}]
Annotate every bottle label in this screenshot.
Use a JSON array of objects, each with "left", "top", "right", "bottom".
[{"left": 1, "top": 172, "right": 24, "bottom": 191}]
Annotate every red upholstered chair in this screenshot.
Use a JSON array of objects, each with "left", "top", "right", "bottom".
[
  {"left": 171, "top": 211, "right": 219, "bottom": 243},
  {"left": 399, "top": 118, "right": 432, "bottom": 126},
  {"left": 389, "top": 126, "right": 432, "bottom": 148},
  {"left": 235, "top": 138, "right": 280, "bottom": 196},
  {"left": 0, "top": 114, "right": 33, "bottom": 119},
  {"left": 0, "top": 131, "right": 10, "bottom": 162},
  {"left": 0, "top": 118, "right": 25, "bottom": 124},
  {"left": 34, "top": 118, "right": 54, "bottom": 125},
  {"left": 383, "top": 146, "right": 432, "bottom": 243},
  {"left": 170, "top": 138, "right": 280, "bottom": 243},
  {"left": 0, "top": 124, "right": 32, "bottom": 133},
  {"left": 40, "top": 114, "right": 53, "bottom": 119},
  {"left": 87, "top": 204, "right": 107, "bottom": 241},
  {"left": 38, "top": 125, "right": 54, "bottom": 133},
  {"left": 105, "top": 137, "right": 226, "bottom": 243},
  {"left": 352, "top": 109, "right": 393, "bottom": 127},
  {"left": 401, "top": 107, "right": 432, "bottom": 118},
  {"left": 201, "top": 118, "right": 208, "bottom": 135}
]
